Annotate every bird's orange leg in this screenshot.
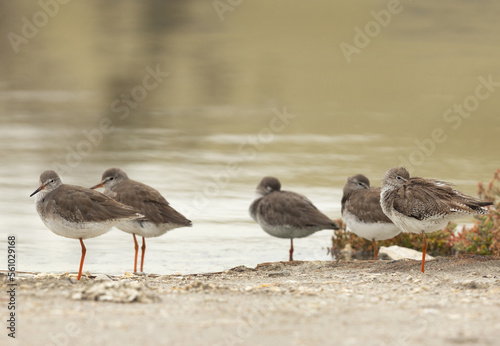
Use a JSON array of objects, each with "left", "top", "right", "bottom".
[
  {"left": 140, "top": 237, "right": 146, "bottom": 272},
  {"left": 133, "top": 234, "right": 139, "bottom": 273},
  {"left": 77, "top": 238, "right": 86, "bottom": 281},
  {"left": 372, "top": 239, "right": 378, "bottom": 260},
  {"left": 289, "top": 238, "right": 294, "bottom": 262},
  {"left": 421, "top": 231, "right": 427, "bottom": 273}
]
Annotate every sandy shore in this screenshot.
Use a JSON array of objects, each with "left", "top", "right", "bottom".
[{"left": 4, "top": 256, "right": 500, "bottom": 345}]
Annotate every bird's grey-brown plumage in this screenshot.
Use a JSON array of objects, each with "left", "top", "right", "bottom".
[
  {"left": 381, "top": 166, "right": 492, "bottom": 272},
  {"left": 341, "top": 174, "right": 393, "bottom": 224},
  {"left": 108, "top": 176, "right": 192, "bottom": 227},
  {"left": 382, "top": 167, "right": 492, "bottom": 225},
  {"left": 38, "top": 182, "right": 141, "bottom": 224},
  {"left": 34, "top": 170, "right": 141, "bottom": 229},
  {"left": 92, "top": 167, "right": 191, "bottom": 272},
  {"left": 31, "top": 170, "right": 142, "bottom": 280},
  {"left": 250, "top": 177, "right": 338, "bottom": 234},
  {"left": 341, "top": 174, "right": 400, "bottom": 259},
  {"left": 97, "top": 168, "right": 191, "bottom": 227},
  {"left": 250, "top": 176, "right": 338, "bottom": 261}
]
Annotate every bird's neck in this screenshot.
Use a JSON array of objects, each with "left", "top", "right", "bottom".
[{"left": 34, "top": 188, "right": 51, "bottom": 205}]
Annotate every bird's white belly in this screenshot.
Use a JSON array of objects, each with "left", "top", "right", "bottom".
[
  {"left": 387, "top": 209, "right": 450, "bottom": 234},
  {"left": 42, "top": 218, "right": 113, "bottom": 239},
  {"left": 342, "top": 212, "right": 400, "bottom": 241},
  {"left": 116, "top": 220, "right": 179, "bottom": 238},
  {"left": 259, "top": 221, "right": 319, "bottom": 239}
]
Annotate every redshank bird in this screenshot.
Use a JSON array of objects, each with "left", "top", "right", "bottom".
[
  {"left": 30, "top": 170, "right": 142, "bottom": 280},
  {"left": 341, "top": 174, "right": 400, "bottom": 260},
  {"left": 91, "top": 168, "right": 192, "bottom": 273},
  {"left": 380, "top": 167, "right": 493, "bottom": 273},
  {"left": 249, "top": 176, "right": 339, "bottom": 261}
]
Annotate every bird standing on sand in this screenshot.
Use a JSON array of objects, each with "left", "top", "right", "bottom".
[
  {"left": 380, "top": 167, "right": 493, "bottom": 273},
  {"left": 30, "top": 170, "right": 142, "bottom": 280},
  {"left": 250, "top": 176, "right": 339, "bottom": 261},
  {"left": 91, "top": 168, "right": 192, "bottom": 273},
  {"left": 341, "top": 174, "right": 400, "bottom": 260}
]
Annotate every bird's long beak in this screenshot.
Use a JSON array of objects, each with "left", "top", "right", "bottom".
[
  {"left": 90, "top": 182, "right": 104, "bottom": 190},
  {"left": 30, "top": 184, "right": 45, "bottom": 197}
]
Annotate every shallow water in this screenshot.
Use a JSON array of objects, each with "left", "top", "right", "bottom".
[{"left": 0, "top": 1, "right": 499, "bottom": 275}]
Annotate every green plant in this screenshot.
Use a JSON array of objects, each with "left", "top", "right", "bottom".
[
  {"left": 392, "top": 223, "right": 455, "bottom": 257},
  {"left": 449, "top": 169, "right": 500, "bottom": 255},
  {"left": 330, "top": 218, "right": 374, "bottom": 259},
  {"left": 332, "top": 170, "right": 499, "bottom": 259},
  {"left": 331, "top": 220, "right": 455, "bottom": 259}
]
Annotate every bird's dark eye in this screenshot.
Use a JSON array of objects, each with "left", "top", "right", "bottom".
[
  {"left": 396, "top": 176, "right": 402, "bottom": 180},
  {"left": 109, "top": 177, "right": 114, "bottom": 181},
  {"left": 50, "top": 179, "right": 54, "bottom": 183}
]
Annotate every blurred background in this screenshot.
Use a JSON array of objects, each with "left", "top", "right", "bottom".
[{"left": 0, "top": 0, "right": 499, "bottom": 275}]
